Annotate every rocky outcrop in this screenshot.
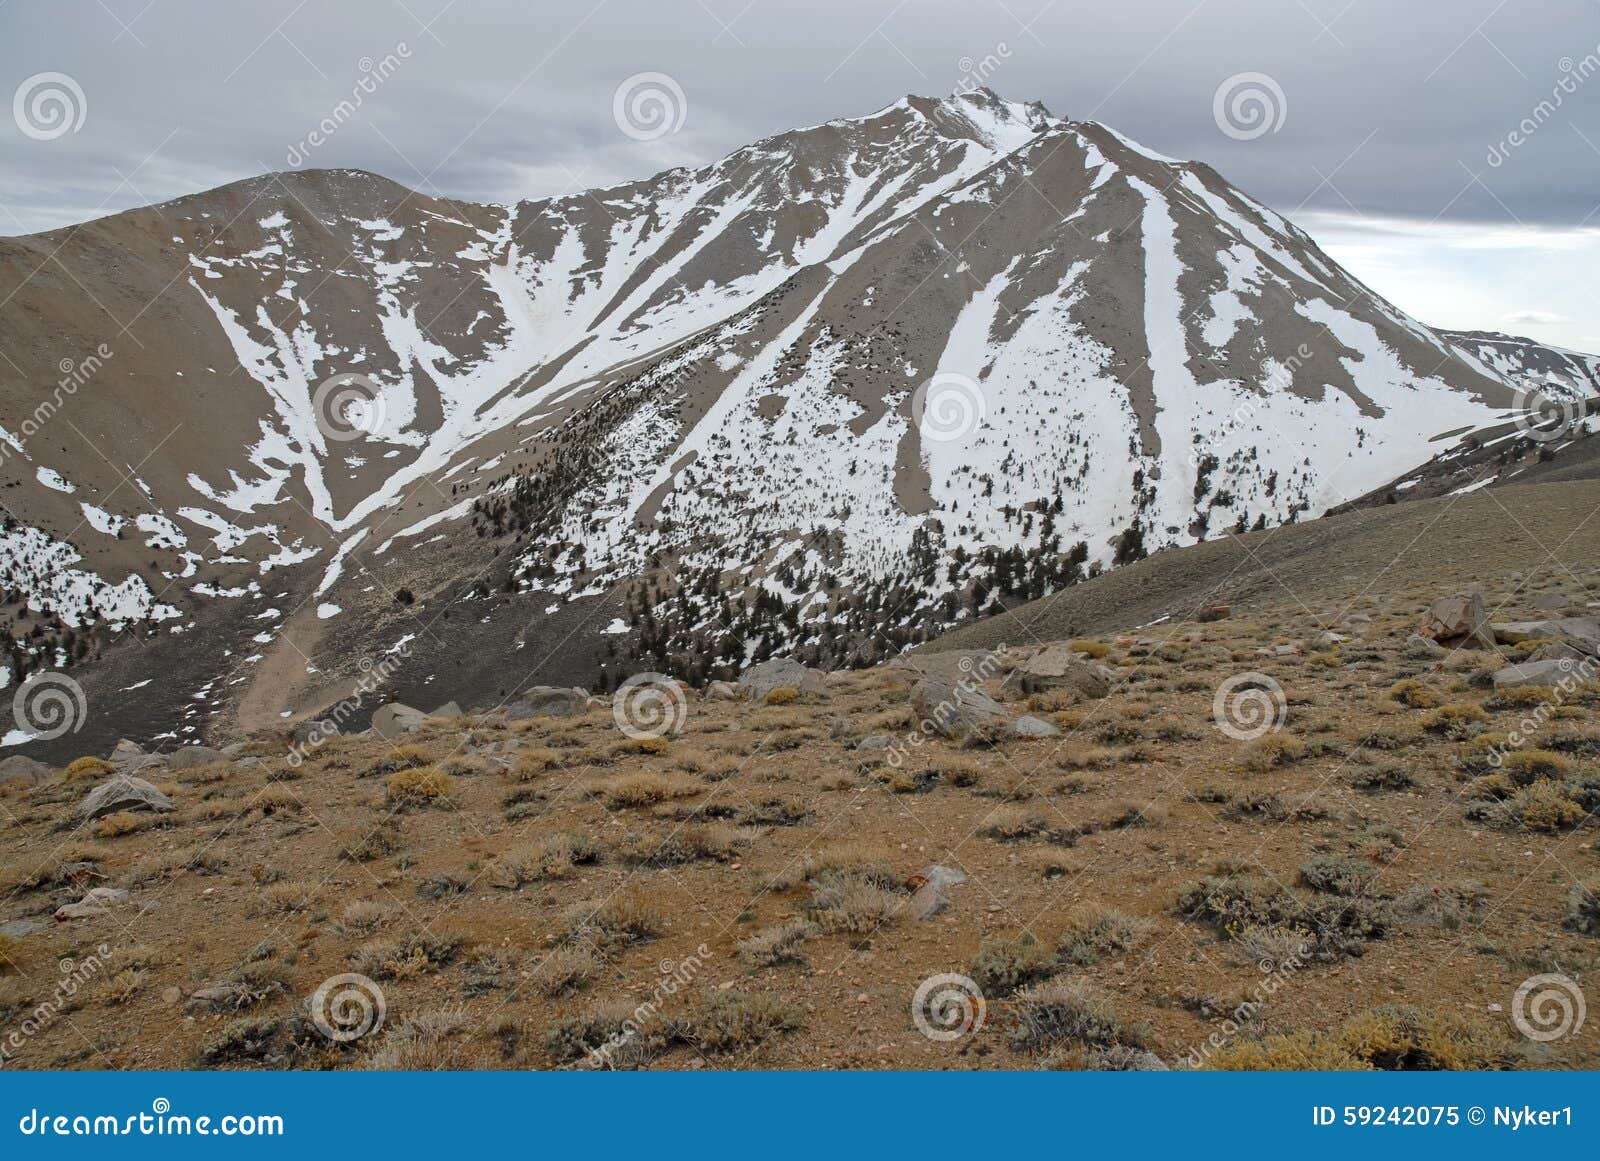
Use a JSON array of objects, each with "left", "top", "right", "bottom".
[
  {"left": 738, "top": 658, "right": 828, "bottom": 701},
  {"left": 371, "top": 702, "right": 429, "bottom": 740},
  {"left": 77, "top": 775, "right": 174, "bottom": 821},
  {"left": 165, "top": 745, "right": 225, "bottom": 771},
  {"left": 0, "top": 754, "right": 53, "bottom": 786},
  {"left": 1000, "top": 645, "right": 1114, "bottom": 699},
  {"left": 505, "top": 687, "right": 590, "bottom": 720},
  {"left": 910, "top": 674, "right": 1009, "bottom": 741},
  {"left": 1491, "top": 617, "right": 1600, "bottom": 656},
  {"left": 1417, "top": 586, "right": 1495, "bottom": 648}
]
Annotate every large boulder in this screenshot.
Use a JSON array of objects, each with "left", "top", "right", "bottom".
[
  {"left": 888, "top": 649, "right": 1004, "bottom": 684},
  {"left": 1491, "top": 659, "right": 1580, "bottom": 688},
  {"left": 910, "top": 674, "right": 1009, "bottom": 742},
  {"left": 109, "top": 739, "right": 163, "bottom": 776},
  {"left": 1491, "top": 617, "right": 1600, "bottom": 655},
  {"left": 1005, "top": 715, "right": 1061, "bottom": 740},
  {"left": 77, "top": 775, "right": 174, "bottom": 821},
  {"left": 1001, "top": 645, "right": 1114, "bottom": 699},
  {"left": 1417, "top": 586, "right": 1495, "bottom": 648},
  {"left": 738, "top": 658, "right": 828, "bottom": 701},
  {"left": 0, "top": 754, "right": 53, "bottom": 786},
  {"left": 370, "top": 702, "right": 429, "bottom": 740},
  {"left": 164, "top": 745, "right": 226, "bottom": 771},
  {"left": 505, "top": 687, "right": 588, "bottom": 721}
]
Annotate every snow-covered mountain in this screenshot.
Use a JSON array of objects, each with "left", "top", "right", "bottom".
[
  {"left": 1440, "top": 329, "right": 1600, "bottom": 400},
  {"left": 0, "top": 89, "right": 1586, "bottom": 749}
]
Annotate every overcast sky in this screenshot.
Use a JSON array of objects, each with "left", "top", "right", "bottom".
[{"left": 4, "top": 0, "right": 1600, "bottom": 349}]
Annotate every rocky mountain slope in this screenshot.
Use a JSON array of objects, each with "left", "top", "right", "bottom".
[{"left": 0, "top": 90, "right": 1591, "bottom": 753}]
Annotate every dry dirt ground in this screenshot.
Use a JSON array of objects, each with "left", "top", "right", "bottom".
[{"left": 2, "top": 569, "right": 1599, "bottom": 1071}]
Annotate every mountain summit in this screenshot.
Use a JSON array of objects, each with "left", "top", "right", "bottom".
[{"left": 0, "top": 90, "right": 1581, "bottom": 751}]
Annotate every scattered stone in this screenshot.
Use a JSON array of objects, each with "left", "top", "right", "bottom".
[
  {"left": 77, "top": 775, "right": 175, "bottom": 821},
  {"left": 910, "top": 674, "right": 1009, "bottom": 741},
  {"left": 1491, "top": 659, "right": 1578, "bottom": 688},
  {"left": 1005, "top": 715, "right": 1061, "bottom": 740},
  {"left": 505, "top": 686, "right": 589, "bottom": 720},
  {"left": 1273, "top": 643, "right": 1300, "bottom": 657},
  {"left": 1532, "top": 593, "right": 1577, "bottom": 613},
  {"left": 1195, "top": 603, "right": 1230, "bottom": 623},
  {"left": 371, "top": 701, "right": 429, "bottom": 740},
  {"left": 1404, "top": 634, "right": 1448, "bottom": 660},
  {"left": 1318, "top": 631, "right": 1346, "bottom": 647},
  {"left": 854, "top": 735, "right": 895, "bottom": 752},
  {"left": 1529, "top": 641, "right": 1594, "bottom": 666},
  {"left": 906, "top": 865, "right": 966, "bottom": 921},
  {"left": 707, "top": 680, "right": 741, "bottom": 701},
  {"left": 0, "top": 919, "right": 45, "bottom": 939},
  {"left": 1417, "top": 585, "right": 1494, "bottom": 648},
  {"left": 430, "top": 701, "right": 464, "bottom": 719},
  {"left": 0, "top": 754, "right": 53, "bottom": 786},
  {"left": 54, "top": 887, "right": 130, "bottom": 921}
]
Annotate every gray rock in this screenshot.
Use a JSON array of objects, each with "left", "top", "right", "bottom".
[
  {"left": 1529, "top": 641, "right": 1596, "bottom": 667},
  {"left": 77, "top": 775, "right": 174, "bottom": 821},
  {"left": 706, "top": 680, "right": 741, "bottom": 701},
  {"left": 0, "top": 918, "right": 44, "bottom": 939},
  {"left": 910, "top": 674, "right": 1009, "bottom": 741},
  {"left": 889, "top": 649, "right": 1003, "bottom": 683},
  {"left": 1492, "top": 617, "right": 1600, "bottom": 655},
  {"left": 1417, "top": 585, "right": 1494, "bottom": 648},
  {"left": 1005, "top": 715, "right": 1062, "bottom": 740},
  {"left": 1001, "top": 645, "right": 1113, "bottom": 699},
  {"left": 1532, "top": 593, "right": 1577, "bottom": 613},
  {"left": 292, "top": 717, "right": 340, "bottom": 746},
  {"left": 854, "top": 735, "right": 895, "bottom": 752},
  {"left": 370, "top": 701, "right": 429, "bottom": 740},
  {"left": 909, "top": 865, "right": 967, "bottom": 921},
  {"left": 1491, "top": 659, "right": 1580, "bottom": 688},
  {"left": 0, "top": 754, "right": 53, "bottom": 785},
  {"left": 738, "top": 658, "right": 828, "bottom": 701},
  {"left": 505, "top": 686, "right": 589, "bottom": 720},
  {"left": 164, "top": 745, "right": 225, "bottom": 771},
  {"left": 430, "top": 701, "right": 464, "bottom": 720},
  {"left": 109, "top": 739, "right": 163, "bottom": 776},
  {"left": 1404, "top": 634, "right": 1448, "bottom": 660},
  {"left": 54, "top": 887, "right": 129, "bottom": 921},
  {"left": 1318, "top": 631, "right": 1346, "bottom": 646}
]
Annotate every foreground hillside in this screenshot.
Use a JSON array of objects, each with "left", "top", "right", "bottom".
[{"left": 2, "top": 493, "right": 1597, "bottom": 1069}]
